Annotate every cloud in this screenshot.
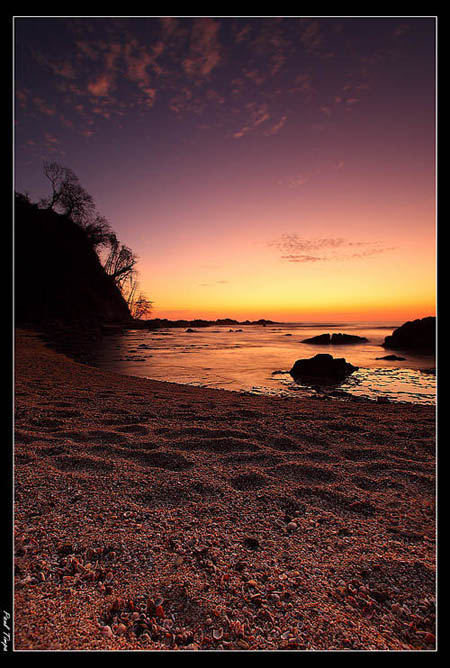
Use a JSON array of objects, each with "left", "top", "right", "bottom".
[
  {"left": 233, "top": 102, "right": 271, "bottom": 139},
  {"left": 15, "top": 18, "right": 389, "bottom": 143},
  {"left": 41, "top": 132, "right": 65, "bottom": 156},
  {"left": 49, "top": 61, "right": 77, "bottom": 79},
  {"left": 87, "top": 73, "right": 114, "bottom": 97},
  {"left": 15, "top": 88, "right": 29, "bottom": 109},
  {"left": 123, "top": 39, "right": 162, "bottom": 93},
  {"left": 33, "top": 96, "right": 56, "bottom": 116},
  {"left": 44, "top": 132, "right": 60, "bottom": 144},
  {"left": 270, "top": 234, "right": 396, "bottom": 262},
  {"left": 298, "top": 19, "right": 334, "bottom": 60},
  {"left": 75, "top": 40, "right": 100, "bottom": 60},
  {"left": 183, "top": 18, "right": 222, "bottom": 79},
  {"left": 300, "top": 21, "right": 323, "bottom": 53},
  {"left": 288, "top": 173, "right": 309, "bottom": 187},
  {"left": 199, "top": 279, "right": 229, "bottom": 287},
  {"left": 264, "top": 115, "right": 287, "bottom": 136}
]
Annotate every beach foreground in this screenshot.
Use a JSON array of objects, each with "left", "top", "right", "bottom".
[{"left": 14, "top": 330, "right": 436, "bottom": 650}]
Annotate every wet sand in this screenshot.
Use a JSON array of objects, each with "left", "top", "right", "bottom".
[{"left": 14, "top": 329, "right": 436, "bottom": 650}]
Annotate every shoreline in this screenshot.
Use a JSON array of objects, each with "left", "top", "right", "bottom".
[
  {"left": 36, "top": 324, "right": 436, "bottom": 408},
  {"left": 14, "top": 329, "right": 436, "bottom": 650}
]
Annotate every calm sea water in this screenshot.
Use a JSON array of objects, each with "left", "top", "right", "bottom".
[{"left": 86, "top": 322, "right": 436, "bottom": 405}]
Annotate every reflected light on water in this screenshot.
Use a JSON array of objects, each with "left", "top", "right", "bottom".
[{"left": 87, "top": 323, "right": 436, "bottom": 405}]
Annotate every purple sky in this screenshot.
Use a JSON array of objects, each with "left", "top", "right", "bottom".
[{"left": 14, "top": 17, "right": 436, "bottom": 320}]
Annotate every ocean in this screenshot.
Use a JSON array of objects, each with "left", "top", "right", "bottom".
[{"left": 85, "top": 322, "right": 436, "bottom": 405}]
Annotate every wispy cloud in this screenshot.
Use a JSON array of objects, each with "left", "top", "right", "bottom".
[
  {"left": 233, "top": 101, "right": 271, "bottom": 139},
  {"left": 269, "top": 234, "right": 396, "bottom": 262},
  {"left": 199, "top": 279, "right": 229, "bottom": 287},
  {"left": 264, "top": 114, "right": 287, "bottom": 136}
]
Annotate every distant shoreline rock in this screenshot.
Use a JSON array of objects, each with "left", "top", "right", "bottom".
[
  {"left": 382, "top": 317, "right": 435, "bottom": 352},
  {"left": 376, "top": 354, "right": 406, "bottom": 361},
  {"left": 137, "top": 318, "right": 278, "bottom": 330},
  {"left": 290, "top": 353, "right": 358, "bottom": 382},
  {"left": 301, "top": 333, "right": 368, "bottom": 345}
]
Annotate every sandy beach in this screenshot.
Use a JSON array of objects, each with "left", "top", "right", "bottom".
[{"left": 14, "top": 329, "right": 436, "bottom": 650}]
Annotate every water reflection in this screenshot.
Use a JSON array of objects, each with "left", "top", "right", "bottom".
[{"left": 85, "top": 323, "right": 436, "bottom": 405}]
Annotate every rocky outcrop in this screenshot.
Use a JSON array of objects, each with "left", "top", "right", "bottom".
[
  {"left": 15, "top": 196, "right": 131, "bottom": 327},
  {"left": 302, "top": 333, "right": 368, "bottom": 345},
  {"left": 290, "top": 354, "right": 358, "bottom": 382},
  {"left": 382, "top": 317, "right": 435, "bottom": 352}
]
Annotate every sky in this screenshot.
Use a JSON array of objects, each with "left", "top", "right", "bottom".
[{"left": 14, "top": 16, "right": 436, "bottom": 322}]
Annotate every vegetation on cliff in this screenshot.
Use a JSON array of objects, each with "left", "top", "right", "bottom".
[{"left": 15, "top": 163, "right": 153, "bottom": 326}]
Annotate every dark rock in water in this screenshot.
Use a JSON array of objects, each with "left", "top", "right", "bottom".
[
  {"left": 290, "top": 354, "right": 358, "bottom": 382},
  {"left": 376, "top": 354, "right": 406, "bottom": 361},
  {"left": 382, "top": 316, "right": 435, "bottom": 352},
  {"left": 186, "top": 328, "right": 196, "bottom": 333},
  {"left": 302, "top": 333, "right": 368, "bottom": 345}
]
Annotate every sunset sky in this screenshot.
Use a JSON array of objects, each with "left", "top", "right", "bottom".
[{"left": 14, "top": 16, "right": 436, "bottom": 321}]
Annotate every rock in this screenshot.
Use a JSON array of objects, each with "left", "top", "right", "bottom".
[
  {"left": 186, "top": 328, "right": 196, "bottom": 333},
  {"left": 382, "top": 316, "right": 435, "bottom": 352},
  {"left": 376, "top": 354, "right": 406, "bottom": 361},
  {"left": 302, "top": 333, "right": 368, "bottom": 345},
  {"left": 290, "top": 354, "right": 358, "bottom": 382}
]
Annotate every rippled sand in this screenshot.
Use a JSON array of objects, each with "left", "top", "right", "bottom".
[{"left": 14, "top": 330, "right": 436, "bottom": 650}]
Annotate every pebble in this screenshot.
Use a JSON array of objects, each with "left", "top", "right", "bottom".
[
  {"left": 101, "top": 625, "right": 113, "bottom": 639},
  {"left": 155, "top": 605, "right": 165, "bottom": 618}
]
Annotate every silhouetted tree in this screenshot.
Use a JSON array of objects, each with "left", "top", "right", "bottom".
[
  {"left": 124, "top": 276, "right": 153, "bottom": 319},
  {"left": 130, "top": 294, "right": 153, "bottom": 320},
  {"left": 103, "top": 238, "right": 138, "bottom": 291},
  {"left": 83, "top": 215, "right": 115, "bottom": 250},
  {"left": 40, "top": 161, "right": 66, "bottom": 210},
  {"left": 40, "top": 161, "right": 95, "bottom": 224}
]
